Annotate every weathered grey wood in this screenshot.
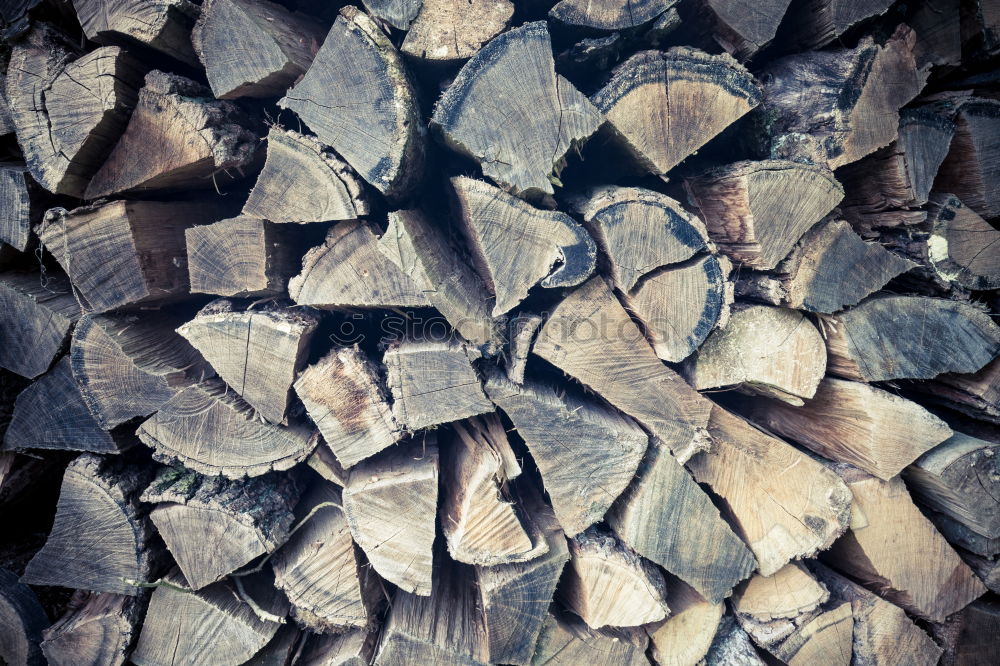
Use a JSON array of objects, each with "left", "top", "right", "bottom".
[
  {"left": 786, "top": 0, "right": 893, "bottom": 49},
  {"left": 361, "top": 0, "right": 422, "bottom": 29},
  {"left": 934, "top": 98, "right": 1000, "bottom": 220},
  {"left": 298, "top": 629, "right": 377, "bottom": 666},
  {"left": 40, "top": 591, "right": 146, "bottom": 666},
  {"left": 933, "top": 599, "right": 1000, "bottom": 666},
  {"left": 0, "top": 76, "right": 15, "bottom": 137},
  {"left": 531, "top": 612, "right": 649, "bottom": 666},
  {"left": 401, "top": 0, "right": 513, "bottom": 64},
  {"left": 504, "top": 314, "right": 543, "bottom": 384},
  {"left": 71, "top": 0, "right": 200, "bottom": 65},
  {"left": 647, "top": 577, "right": 724, "bottom": 666},
  {"left": 698, "top": 0, "right": 792, "bottom": 59},
  {"left": 926, "top": 508, "right": 1000, "bottom": 558},
  {"left": 0, "top": 166, "right": 42, "bottom": 253},
  {"left": 704, "top": 614, "right": 765, "bottom": 665},
  {"left": 961, "top": 548, "right": 1000, "bottom": 594},
  {"left": 0, "top": 567, "right": 48, "bottom": 666},
  {"left": 0, "top": 272, "right": 79, "bottom": 379},
  {"left": 924, "top": 193, "right": 1000, "bottom": 291},
  {"left": 909, "top": 0, "right": 962, "bottom": 66},
  {"left": 549, "top": 0, "right": 677, "bottom": 30},
  {"left": 908, "top": 356, "right": 1000, "bottom": 424},
  {"left": 247, "top": 624, "right": 303, "bottom": 666}
]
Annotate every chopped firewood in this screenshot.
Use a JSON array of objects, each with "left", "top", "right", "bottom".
[
  {"left": 272, "top": 482, "right": 378, "bottom": 633},
  {"left": 70, "top": 0, "right": 200, "bottom": 65},
  {"left": 734, "top": 562, "right": 828, "bottom": 622},
  {"left": 962, "top": 549, "right": 1000, "bottom": 593},
  {"left": 84, "top": 70, "right": 259, "bottom": 198},
  {"left": 298, "top": 629, "right": 377, "bottom": 666},
  {"left": 961, "top": 0, "right": 1000, "bottom": 55},
  {"left": 909, "top": 356, "right": 1000, "bottom": 424},
  {"left": 290, "top": 221, "right": 429, "bottom": 309},
  {"left": 185, "top": 217, "right": 299, "bottom": 299},
  {"left": 306, "top": 443, "right": 349, "bottom": 486},
  {"left": 383, "top": 338, "right": 492, "bottom": 431},
  {"left": 5, "top": 24, "right": 145, "bottom": 197},
  {"left": 504, "top": 314, "right": 543, "bottom": 384},
  {"left": 753, "top": 603, "right": 853, "bottom": 666},
  {"left": 696, "top": 0, "right": 792, "bottom": 59},
  {"left": 741, "top": 377, "right": 953, "bottom": 480},
  {"left": 704, "top": 614, "right": 766, "bottom": 665},
  {"left": 22, "top": 453, "right": 161, "bottom": 596},
  {"left": 757, "top": 27, "right": 927, "bottom": 169},
  {"left": 0, "top": 272, "right": 80, "bottom": 379},
  {"left": 379, "top": 209, "right": 499, "bottom": 349},
  {"left": 484, "top": 372, "right": 647, "bottom": 537},
  {"left": 686, "top": 160, "right": 843, "bottom": 270},
  {"left": 927, "top": 507, "right": 1000, "bottom": 558},
  {"left": 935, "top": 599, "right": 1000, "bottom": 666},
  {"left": 0, "top": 165, "right": 42, "bottom": 253},
  {"left": 250, "top": 624, "right": 303, "bottom": 666},
  {"left": 549, "top": 0, "right": 677, "bottom": 30},
  {"left": 934, "top": 98, "right": 1000, "bottom": 219},
  {"left": 192, "top": 0, "right": 325, "bottom": 99},
  {"left": 592, "top": 48, "right": 761, "bottom": 177},
  {"left": 823, "top": 465, "right": 986, "bottom": 622},
  {"left": 40, "top": 591, "right": 146, "bottom": 666},
  {"left": 690, "top": 406, "right": 851, "bottom": 576},
  {"left": 924, "top": 193, "right": 1000, "bottom": 291},
  {"left": 137, "top": 380, "right": 319, "bottom": 478},
  {"left": 451, "top": 176, "right": 596, "bottom": 315},
  {"left": 401, "top": 0, "right": 513, "bottom": 64},
  {"left": 361, "top": 0, "right": 422, "bottom": 30},
  {"left": 824, "top": 295, "right": 1000, "bottom": 382},
  {"left": 130, "top": 569, "right": 288, "bottom": 666},
  {"left": 0, "top": 567, "right": 48, "bottom": 666},
  {"left": 560, "top": 527, "right": 669, "bottom": 629},
  {"left": 177, "top": 301, "right": 319, "bottom": 424},
  {"left": 242, "top": 127, "right": 369, "bottom": 224},
  {"left": 71, "top": 311, "right": 208, "bottom": 430},
  {"left": 531, "top": 612, "right": 649, "bottom": 666},
  {"left": 685, "top": 305, "right": 827, "bottom": 405},
  {"left": 786, "top": 0, "right": 893, "bottom": 49},
  {"left": 533, "top": 277, "right": 713, "bottom": 462},
  {"left": 342, "top": 440, "right": 438, "bottom": 595},
  {"left": 280, "top": 6, "right": 424, "bottom": 199},
  {"left": 431, "top": 21, "right": 602, "bottom": 198},
  {"left": 909, "top": 0, "right": 962, "bottom": 67},
  {"left": 647, "top": 577, "right": 724, "bottom": 666}
]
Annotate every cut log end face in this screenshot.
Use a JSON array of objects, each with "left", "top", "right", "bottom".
[
  {"left": 927, "top": 194, "right": 1000, "bottom": 291},
  {"left": 549, "top": 0, "right": 677, "bottom": 30},
  {"left": 401, "top": 0, "right": 514, "bottom": 63}
]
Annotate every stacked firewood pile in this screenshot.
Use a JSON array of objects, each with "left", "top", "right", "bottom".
[{"left": 2, "top": 0, "right": 1000, "bottom": 664}]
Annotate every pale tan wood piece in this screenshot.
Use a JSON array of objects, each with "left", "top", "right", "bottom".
[
  {"left": 549, "top": 0, "right": 677, "bottom": 30},
  {"left": 41, "top": 590, "right": 145, "bottom": 666},
  {"left": 306, "top": 443, "right": 349, "bottom": 487},
  {"left": 401, "top": 0, "right": 514, "bottom": 64},
  {"left": 734, "top": 563, "right": 829, "bottom": 622},
  {"left": 531, "top": 613, "right": 649, "bottom": 666},
  {"left": 647, "top": 577, "right": 724, "bottom": 666}
]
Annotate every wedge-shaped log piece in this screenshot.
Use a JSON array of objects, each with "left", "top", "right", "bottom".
[
  {"left": 647, "top": 577, "right": 723, "bottom": 666},
  {"left": 0, "top": 567, "right": 47, "bottom": 666},
  {"left": 758, "top": 27, "right": 927, "bottom": 169},
  {"left": 452, "top": 177, "right": 595, "bottom": 315},
  {"left": 193, "top": 0, "right": 324, "bottom": 99},
  {"left": 910, "top": 356, "right": 1000, "bottom": 424},
  {"left": 904, "top": 432, "right": 1000, "bottom": 540},
  {"left": 926, "top": 507, "right": 1000, "bottom": 558},
  {"left": 743, "top": 378, "right": 953, "bottom": 481},
  {"left": 0, "top": 166, "right": 43, "bottom": 253},
  {"left": 138, "top": 380, "right": 319, "bottom": 478},
  {"left": 734, "top": 562, "right": 828, "bottom": 622},
  {"left": 705, "top": 614, "right": 765, "bottom": 665},
  {"left": 131, "top": 569, "right": 287, "bottom": 666},
  {"left": 384, "top": 339, "right": 492, "bottom": 431},
  {"left": 343, "top": 441, "right": 438, "bottom": 595},
  {"left": 432, "top": 22, "right": 602, "bottom": 198},
  {"left": 0, "top": 273, "right": 79, "bottom": 379},
  {"left": 178, "top": 301, "right": 319, "bottom": 424},
  {"left": 934, "top": 599, "right": 1000, "bottom": 666},
  {"left": 72, "top": 311, "right": 207, "bottom": 430},
  {"left": 23, "top": 453, "right": 160, "bottom": 596},
  {"left": 142, "top": 467, "right": 298, "bottom": 590},
  {"left": 295, "top": 346, "right": 402, "bottom": 469},
  {"left": 935, "top": 98, "right": 1000, "bottom": 219},
  {"left": 549, "top": 0, "right": 677, "bottom": 30},
  {"left": 505, "top": 314, "right": 543, "bottom": 384},
  {"left": 306, "top": 442, "right": 349, "bottom": 487},
  {"left": 697, "top": 0, "right": 792, "bottom": 59},
  {"left": 380, "top": 209, "right": 498, "bottom": 349},
  {"left": 5, "top": 24, "right": 145, "bottom": 197},
  {"left": 533, "top": 277, "right": 713, "bottom": 461},
  {"left": 41, "top": 590, "right": 145, "bottom": 666},
  {"left": 686, "top": 160, "right": 843, "bottom": 270},
  {"left": 0, "top": 78, "right": 12, "bottom": 137},
  {"left": 592, "top": 48, "right": 761, "bottom": 177},
  {"left": 751, "top": 603, "right": 853, "bottom": 666},
  {"left": 531, "top": 613, "right": 649, "bottom": 666},
  {"left": 963, "top": 548, "right": 1000, "bottom": 594},
  {"left": 685, "top": 305, "right": 826, "bottom": 405},
  {"left": 71, "top": 0, "right": 200, "bottom": 64},
  {"left": 484, "top": 372, "right": 646, "bottom": 537},
  {"left": 690, "top": 406, "right": 851, "bottom": 576},
  {"left": 280, "top": 7, "right": 423, "bottom": 199},
  {"left": 925, "top": 194, "right": 1000, "bottom": 291},
  {"left": 185, "top": 217, "right": 300, "bottom": 298},
  {"left": 298, "top": 629, "right": 377, "bottom": 666},
  {"left": 824, "top": 466, "right": 986, "bottom": 622},
  {"left": 243, "top": 127, "right": 369, "bottom": 224},
  {"left": 401, "top": 0, "right": 513, "bottom": 64},
  {"left": 786, "top": 0, "right": 893, "bottom": 49},
  {"left": 361, "top": 0, "right": 422, "bottom": 29},
  {"left": 290, "top": 221, "right": 429, "bottom": 309},
  {"left": 824, "top": 295, "right": 1000, "bottom": 382},
  {"left": 85, "top": 70, "right": 259, "bottom": 198}
]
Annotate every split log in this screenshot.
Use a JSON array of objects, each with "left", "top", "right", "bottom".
[
  {"left": 137, "top": 380, "right": 319, "bottom": 478},
  {"left": 177, "top": 301, "right": 319, "bottom": 424},
  {"left": 504, "top": 314, "right": 542, "bottom": 384},
  {"left": 298, "top": 629, "right": 376, "bottom": 666},
  {"left": 531, "top": 613, "right": 649, "bottom": 666},
  {"left": 823, "top": 466, "right": 986, "bottom": 622},
  {"left": 84, "top": 70, "right": 259, "bottom": 199},
  {"left": 306, "top": 443, "right": 349, "bottom": 487},
  {"left": 646, "top": 577, "right": 723, "bottom": 666},
  {"left": 689, "top": 406, "right": 852, "bottom": 576},
  {"left": 0, "top": 567, "right": 48, "bottom": 666},
  {"left": 5, "top": 24, "right": 145, "bottom": 197},
  {"left": 451, "top": 176, "right": 596, "bottom": 315},
  {"left": 686, "top": 160, "right": 843, "bottom": 270},
  {"left": 0, "top": 165, "right": 43, "bottom": 253},
  {"left": 0, "top": 77, "right": 14, "bottom": 136},
  {"left": 757, "top": 27, "right": 927, "bottom": 169},
  {"left": 70, "top": 0, "right": 200, "bottom": 65},
  {"left": 22, "top": 453, "right": 160, "bottom": 596},
  {"left": 379, "top": 209, "right": 498, "bottom": 349},
  {"left": 294, "top": 346, "right": 403, "bottom": 469},
  {"left": 130, "top": 569, "right": 288, "bottom": 666},
  {"left": 734, "top": 562, "right": 828, "bottom": 623},
  {"left": 685, "top": 305, "right": 826, "bottom": 405},
  {"left": 484, "top": 372, "right": 647, "bottom": 537},
  {"left": 910, "top": 0, "right": 962, "bottom": 67},
  {"left": 0, "top": 272, "right": 80, "bottom": 379},
  {"left": 704, "top": 614, "right": 765, "bottom": 665},
  {"left": 824, "top": 295, "right": 1000, "bottom": 382},
  {"left": 924, "top": 193, "right": 1000, "bottom": 291},
  {"left": 786, "top": 0, "right": 893, "bottom": 49},
  {"left": 361, "top": 0, "right": 422, "bottom": 30},
  {"left": 400, "top": 0, "right": 513, "bottom": 65},
  {"left": 909, "top": 356, "right": 1000, "bottom": 424},
  {"left": 741, "top": 377, "right": 953, "bottom": 480},
  {"left": 961, "top": 0, "right": 1000, "bottom": 56},
  {"left": 342, "top": 440, "right": 438, "bottom": 595},
  {"left": 431, "top": 21, "right": 602, "bottom": 198},
  {"left": 280, "top": 6, "right": 424, "bottom": 199},
  {"left": 71, "top": 311, "right": 207, "bottom": 430},
  {"left": 40, "top": 591, "right": 146, "bottom": 666},
  {"left": 549, "top": 0, "right": 677, "bottom": 30},
  {"left": 963, "top": 549, "right": 1000, "bottom": 593},
  {"left": 591, "top": 48, "right": 761, "bottom": 177},
  {"left": 697, "top": 0, "right": 792, "bottom": 59},
  {"left": 193, "top": 0, "right": 325, "bottom": 99},
  {"left": 383, "top": 338, "right": 492, "bottom": 431},
  {"left": 934, "top": 599, "right": 1000, "bottom": 666},
  {"left": 242, "top": 127, "right": 369, "bottom": 224},
  {"left": 289, "top": 221, "right": 429, "bottom": 309},
  {"left": 934, "top": 98, "right": 1000, "bottom": 219},
  {"left": 185, "top": 217, "right": 300, "bottom": 299},
  {"left": 926, "top": 508, "right": 1000, "bottom": 558},
  {"left": 250, "top": 624, "right": 303, "bottom": 666}
]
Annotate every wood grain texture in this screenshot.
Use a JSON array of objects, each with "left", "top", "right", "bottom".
[
  {"left": 40, "top": 590, "right": 146, "bottom": 666},
  {"left": 934, "top": 97, "right": 1000, "bottom": 219},
  {"left": 71, "top": 0, "right": 200, "bottom": 65},
  {"left": 646, "top": 577, "right": 723, "bottom": 666},
  {"left": 401, "top": 0, "right": 513, "bottom": 64},
  {"left": 0, "top": 567, "right": 48, "bottom": 666},
  {"left": 530, "top": 612, "right": 649, "bottom": 666},
  {"left": 909, "top": 356, "right": 1000, "bottom": 424},
  {"left": 699, "top": 0, "right": 792, "bottom": 59},
  {"left": 361, "top": 0, "right": 423, "bottom": 30},
  {"left": 704, "top": 614, "right": 765, "bottom": 665},
  {"left": 298, "top": 629, "right": 376, "bottom": 666},
  {"left": 0, "top": 272, "right": 79, "bottom": 379},
  {"left": 549, "top": 0, "right": 677, "bottom": 30},
  {"left": 925, "top": 193, "right": 1000, "bottom": 291},
  {"left": 786, "top": 0, "right": 893, "bottom": 49},
  {"left": 934, "top": 599, "right": 1000, "bottom": 666},
  {"left": 0, "top": 166, "right": 42, "bottom": 253}
]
